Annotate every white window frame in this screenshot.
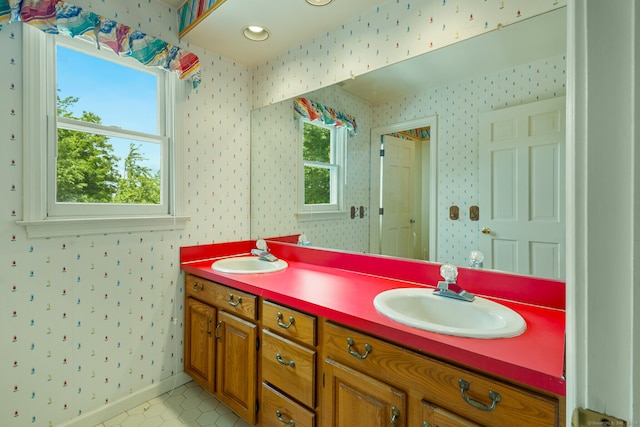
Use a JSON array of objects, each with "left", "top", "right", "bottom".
[
  {"left": 296, "top": 118, "right": 347, "bottom": 221},
  {"left": 18, "top": 24, "right": 188, "bottom": 238}
]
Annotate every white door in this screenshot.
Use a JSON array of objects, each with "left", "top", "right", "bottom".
[
  {"left": 479, "top": 97, "right": 565, "bottom": 279},
  {"left": 381, "top": 135, "right": 415, "bottom": 258}
]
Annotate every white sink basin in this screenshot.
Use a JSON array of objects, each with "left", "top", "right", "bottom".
[
  {"left": 373, "top": 288, "right": 526, "bottom": 338},
  {"left": 211, "top": 256, "right": 288, "bottom": 274}
]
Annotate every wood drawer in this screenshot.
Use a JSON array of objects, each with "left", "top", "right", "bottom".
[
  {"left": 186, "top": 274, "right": 257, "bottom": 320},
  {"left": 260, "top": 382, "right": 315, "bottom": 427},
  {"left": 262, "top": 300, "right": 316, "bottom": 346},
  {"left": 323, "top": 322, "right": 560, "bottom": 427},
  {"left": 262, "top": 329, "right": 316, "bottom": 408}
]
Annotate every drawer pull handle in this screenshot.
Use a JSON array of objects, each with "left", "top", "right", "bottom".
[
  {"left": 193, "top": 282, "right": 204, "bottom": 291},
  {"left": 275, "top": 353, "right": 295, "bottom": 368},
  {"left": 277, "top": 312, "right": 295, "bottom": 329},
  {"left": 227, "top": 293, "right": 242, "bottom": 307},
  {"left": 390, "top": 406, "right": 400, "bottom": 426},
  {"left": 206, "top": 318, "right": 212, "bottom": 336},
  {"left": 215, "top": 320, "right": 222, "bottom": 342},
  {"left": 458, "top": 379, "right": 501, "bottom": 411},
  {"left": 275, "top": 409, "right": 295, "bottom": 426},
  {"left": 347, "top": 337, "right": 372, "bottom": 359}
]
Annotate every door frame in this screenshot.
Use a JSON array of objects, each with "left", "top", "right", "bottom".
[{"left": 370, "top": 116, "right": 438, "bottom": 261}]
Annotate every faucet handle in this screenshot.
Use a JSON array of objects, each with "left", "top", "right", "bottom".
[
  {"left": 256, "top": 239, "right": 268, "bottom": 251},
  {"left": 440, "top": 263, "right": 458, "bottom": 283}
]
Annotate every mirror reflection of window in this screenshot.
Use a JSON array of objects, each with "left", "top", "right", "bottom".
[{"left": 299, "top": 119, "right": 346, "bottom": 214}]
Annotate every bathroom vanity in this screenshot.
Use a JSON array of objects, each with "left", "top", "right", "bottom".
[{"left": 180, "top": 239, "right": 566, "bottom": 426}]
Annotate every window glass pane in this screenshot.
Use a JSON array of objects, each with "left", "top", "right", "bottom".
[
  {"left": 304, "top": 165, "right": 331, "bottom": 204},
  {"left": 303, "top": 122, "right": 331, "bottom": 162},
  {"left": 56, "top": 45, "right": 158, "bottom": 135},
  {"left": 56, "top": 129, "right": 161, "bottom": 205}
]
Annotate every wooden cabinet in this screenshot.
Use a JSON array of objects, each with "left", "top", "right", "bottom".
[
  {"left": 260, "top": 300, "right": 318, "bottom": 426},
  {"left": 421, "top": 401, "right": 482, "bottom": 427},
  {"left": 261, "top": 382, "right": 316, "bottom": 427},
  {"left": 216, "top": 310, "right": 258, "bottom": 423},
  {"left": 184, "top": 273, "right": 563, "bottom": 427},
  {"left": 185, "top": 274, "right": 258, "bottom": 424},
  {"left": 184, "top": 297, "right": 216, "bottom": 392},
  {"left": 321, "top": 321, "right": 562, "bottom": 427},
  {"left": 322, "top": 358, "right": 406, "bottom": 427}
]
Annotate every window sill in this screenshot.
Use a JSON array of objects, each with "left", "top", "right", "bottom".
[
  {"left": 17, "top": 216, "right": 189, "bottom": 238},
  {"left": 295, "top": 211, "right": 348, "bottom": 222}
]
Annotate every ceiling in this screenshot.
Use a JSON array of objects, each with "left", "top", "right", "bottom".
[{"left": 162, "top": 0, "right": 385, "bottom": 66}]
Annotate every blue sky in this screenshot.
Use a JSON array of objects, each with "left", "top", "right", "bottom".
[{"left": 56, "top": 45, "right": 161, "bottom": 173}]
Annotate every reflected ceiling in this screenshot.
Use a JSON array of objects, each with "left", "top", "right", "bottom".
[{"left": 338, "top": 9, "right": 566, "bottom": 104}]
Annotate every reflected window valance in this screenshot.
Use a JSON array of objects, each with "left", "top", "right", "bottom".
[
  {"left": 294, "top": 97, "right": 357, "bottom": 135},
  {"left": 0, "top": 0, "right": 201, "bottom": 88}
]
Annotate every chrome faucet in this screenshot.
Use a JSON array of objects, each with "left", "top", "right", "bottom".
[
  {"left": 251, "top": 239, "right": 278, "bottom": 262},
  {"left": 433, "top": 263, "right": 475, "bottom": 302}
]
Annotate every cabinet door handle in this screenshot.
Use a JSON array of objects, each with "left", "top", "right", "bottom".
[
  {"left": 275, "top": 409, "right": 295, "bottom": 426},
  {"left": 193, "top": 282, "right": 204, "bottom": 291},
  {"left": 215, "top": 320, "right": 222, "bottom": 342},
  {"left": 458, "top": 379, "right": 501, "bottom": 411},
  {"left": 390, "top": 406, "right": 400, "bottom": 426},
  {"left": 277, "top": 312, "right": 295, "bottom": 329},
  {"left": 206, "top": 318, "right": 212, "bottom": 336},
  {"left": 275, "top": 353, "right": 295, "bottom": 368},
  {"left": 347, "top": 337, "right": 372, "bottom": 359},
  {"left": 227, "top": 293, "right": 242, "bottom": 307}
]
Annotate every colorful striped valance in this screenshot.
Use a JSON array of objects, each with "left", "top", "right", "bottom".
[
  {"left": 0, "top": 0, "right": 201, "bottom": 88},
  {"left": 294, "top": 97, "right": 358, "bottom": 135}
]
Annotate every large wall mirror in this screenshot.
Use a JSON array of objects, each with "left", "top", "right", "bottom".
[{"left": 251, "top": 7, "right": 566, "bottom": 279}]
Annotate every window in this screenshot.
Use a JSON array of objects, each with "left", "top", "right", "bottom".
[
  {"left": 297, "top": 118, "right": 346, "bottom": 220},
  {"left": 19, "top": 24, "right": 187, "bottom": 237}
]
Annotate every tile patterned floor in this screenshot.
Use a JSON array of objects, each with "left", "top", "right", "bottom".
[{"left": 96, "top": 381, "right": 252, "bottom": 427}]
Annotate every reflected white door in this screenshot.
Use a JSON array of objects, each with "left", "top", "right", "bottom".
[
  {"left": 381, "top": 135, "right": 415, "bottom": 258},
  {"left": 479, "top": 97, "right": 565, "bottom": 279}
]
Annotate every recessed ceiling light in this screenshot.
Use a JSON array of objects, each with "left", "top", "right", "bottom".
[
  {"left": 242, "top": 25, "right": 270, "bottom": 41},
  {"left": 306, "top": 0, "right": 334, "bottom": 6}
]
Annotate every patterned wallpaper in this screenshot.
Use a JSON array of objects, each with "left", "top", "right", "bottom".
[
  {"left": 1, "top": 1, "right": 250, "bottom": 426},
  {"left": 1, "top": 0, "right": 564, "bottom": 425}
]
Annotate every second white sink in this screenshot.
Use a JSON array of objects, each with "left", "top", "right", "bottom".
[
  {"left": 211, "top": 256, "right": 288, "bottom": 274},
  {"left": 373, "top": 287, "right": 526, "bottom": 339}
]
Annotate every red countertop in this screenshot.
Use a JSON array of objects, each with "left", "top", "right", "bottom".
[{"left": 180, "top": 239, "right": 566, "bottom": 396}]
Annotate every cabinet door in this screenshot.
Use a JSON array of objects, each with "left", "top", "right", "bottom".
[
  {"left": 184, "top": 297, "right": 216, "bottom": 392},
  {"left": 216, "top": 310, "right": 258, "bottom": 424},
  {"left": 421, "top": 400, "right": 483, "bottom": 427},
  {"left": 322, "top": 358, "right": 406, "bottom": 427}
]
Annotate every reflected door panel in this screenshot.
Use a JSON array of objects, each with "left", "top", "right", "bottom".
[
  {"left": 381, "top": 135, "right": 415, "bottom": 258},
  {"left": 479, "top": 97, "right": 565, "bottom": 279}
]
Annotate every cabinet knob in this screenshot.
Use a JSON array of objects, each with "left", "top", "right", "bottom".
[{"left": 481, "top": 227, "right": 491, "bottom": 234}]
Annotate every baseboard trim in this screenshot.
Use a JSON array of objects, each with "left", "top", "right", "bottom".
[{"left": 56, "top": 372, "right": 192, "bottom": 427}]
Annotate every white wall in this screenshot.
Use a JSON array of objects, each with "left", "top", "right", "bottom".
[
  {"left": 567, "top": 0, "right": 638, "bottom": 422},
  {"left": 0, "top": 1, "right": 251, "bottom": 425}
]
